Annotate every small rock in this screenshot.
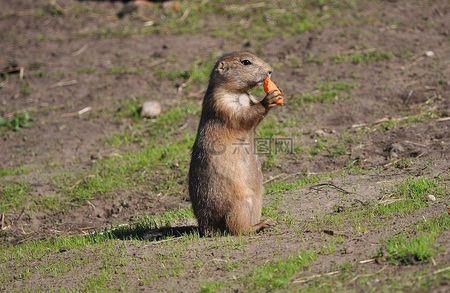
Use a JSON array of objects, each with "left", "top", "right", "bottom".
[
  {"left": 387, "top": 142, "right": 404, "bottom": 158},
  {"left": 427, "top": 194, "right": 436, "bottom": 201},
  {"left": 424, "top": 51, "right": 435, "bottom": 57},
  {"left": 140, "top": 101, "right": 161, "bottom": 118},
  {"left": 315, "top": 129, "right": 327, "bottom": 136},
  {"left": 341, "top": 246, "right": 354, "bottom": 254},
  {"left": 315, "top": 128, "right": 335, "bottom": 137}
]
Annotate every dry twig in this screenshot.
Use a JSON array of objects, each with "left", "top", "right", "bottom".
[
  {"left": 433, "top": 266, "right": 450, "bottom": 275},
  {"left": 293, "top": 271, "right": 339, "bottom": 284},
  {"left": 72, "top": 44, "right": 88, "bottom": 56},
  {"left": 53, "top": 80, "right": 77, "bottom": 87},
  {"left": 309, "top": 182, "right": 354, "bottom": 195},
  {"left": 359, "top": 258, "right": 375, "bottom": 264},
  {"left": 349, "top": 265, "right": 387, "bottom": 283}
]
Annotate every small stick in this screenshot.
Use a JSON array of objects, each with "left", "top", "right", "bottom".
[
  {"left": 433, "top": 266, "right": 450, "bottom": 275},
  {"left": 293, "top": 270, "right": 339, "bottom": 283},
  {"left": 264, "top": 173, "right": 286, "bottom": 184},
  {"left": 403, "top": 140, "right": 428, "bottom": 148},
  {"left": 322, "top": 229, "right": 349, "bottom": 238},
  {"left": 72, "top": 44, "right": 88, "bottom": 56},
  {"left": 19, "top": 67, "right": 24, "bottom": 79},
  {"left": 379, "top": 198, "right": 404, "bottom": 205},
  {"left": 274, "top": 171, "right": 304, "bottom": 183},
  {"left": 142, "top": 236, "right": 183, "bottom": 247},
  {"left": 148, "top": 59, "right": 167, "bottom": 68},
  {"left": 143, "top": 20, "right": 154, "bottom": 27},
  {"left": 437, "top": 117, "right": 450, "bottom": 122},
  {"left": 178, "top": 7, "right": 191, "bottom": 22},
  {"left": 69, "top": 174, "right": 95, "bottom": 190},
  {"left": 86, "top": 200, "right": 96, "bottom": 210},
  {"left": 78, "top": 107, "right": 91, "bottom": 116},
  {"left": 53, "top": 80, "right": 77, "bottom": 87},
  {"left": 177, "top": 77, "right": 192, "bottom": 95},
  {"left": 352, "top": 123, "right": 367, "bottom": 128},
  {"left": 309, "top": 182, "right": 354, "bottom": 195},
  {"left": 16, "top": 207, "right": 25, "bottom": 222},
  {"left": 349, "top": 265, "right": 387, "bottom": 283},
  {"left": 359, "top": 258, "right": 375, "bottom": 264}
]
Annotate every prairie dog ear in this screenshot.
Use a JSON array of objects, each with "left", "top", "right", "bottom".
[{"left": 216, "top": 61, "right": 228, "bottom": 74}]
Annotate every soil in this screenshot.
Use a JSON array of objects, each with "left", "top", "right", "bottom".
[{"left": 0, "top": 0, "right": 449, "bottom": 291}]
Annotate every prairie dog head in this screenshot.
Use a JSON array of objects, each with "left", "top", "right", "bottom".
[{"left": 210, "top": 51, "right": 273, "bottom": 93}]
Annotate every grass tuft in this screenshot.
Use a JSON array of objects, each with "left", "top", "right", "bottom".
[
  {"left": 383, "top": 214, "right": 450, "bottom": 265},
  {"left": 0, "top": 112, "right": 31, "bottom": 131},
  {"left": 0, "top": 207, "right": 194, "bottom": 264},
  {"left": 199, "top": 281, "right": 225, "bottom": 293},
  {"left": 294, "top": 81, "right": 355, "bottom": 105},
  {"left": 332, "top": 49, "right": 393, "bottom": 64},
  {"left": 0, "top": 181, "right": 29, "bottom": 213},
  {"left": 309, "top": 176, "right": 445, "bottom": 233},
  {"left": 245, "top": 250, "right": 317, "bottom": 290}
]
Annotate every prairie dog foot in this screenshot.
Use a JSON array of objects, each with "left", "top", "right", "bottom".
[{"left": 253, "top": 219, "right": 276, "bottom": 233}]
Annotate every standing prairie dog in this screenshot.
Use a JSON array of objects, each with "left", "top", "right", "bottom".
[{"left": 188, "top": 51, "right": 284, "bottom": 235}]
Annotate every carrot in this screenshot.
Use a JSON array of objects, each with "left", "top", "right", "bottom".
[{"left": 263, "top": 77, "right": 284, "bottom": 105}]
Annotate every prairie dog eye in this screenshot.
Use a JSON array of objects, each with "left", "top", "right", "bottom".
[{"left": 241, "top": 59, "right": 252, "bottom": 66}]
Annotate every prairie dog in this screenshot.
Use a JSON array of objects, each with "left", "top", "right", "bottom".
[{"left": 188, "top": 51, "right": 283, "bottom": 235}]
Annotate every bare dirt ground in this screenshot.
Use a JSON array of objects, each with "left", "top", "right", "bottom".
[{"left": 0, "top": 0, "right": 449, "bottom": 291}]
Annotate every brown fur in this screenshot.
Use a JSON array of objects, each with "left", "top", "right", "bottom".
[{"left": 188, "top": 51, "right": 282, "bottom": 236}]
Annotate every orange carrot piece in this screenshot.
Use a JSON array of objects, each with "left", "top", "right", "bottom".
[{"left": 263, "top": 77, "right": 284, "bottom": 105}]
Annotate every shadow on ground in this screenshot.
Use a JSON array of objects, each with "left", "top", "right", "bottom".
[{"left": 107, "top": 225, "right": 199, "bottom": 241}]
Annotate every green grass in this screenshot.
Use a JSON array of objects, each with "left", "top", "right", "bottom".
[
  {"left": 0, "top": 181, "right": 29, "bottom": 213},
  {"left": 294, "top": 81, "right": 355, "bottom": 105},
  {"left": 378, "top": 110, "right": 439, "bottom": 132},
  {"left": 310, "top": 176, "right": 445, "bottom": 233},
  {"left": 263, "top": 173, "right": 332, "bottom": 223},
  {"left": 114, "top": 98, "right": 142, "bottom": 121},
  {"left": 383, "top": 214, "right": 450, "bottom": 265},
  {"left": 265, "top": 173, "right": 330, "bottom": 196},
  {"left": 65, "top": 135, "right": 194, "bottom": 201},
  {"left": 108, "top": 102, "right": 199, "bottom": 146},
  {"left": 82, "top": 243, "right": 129, "bottom": 291},
  {"left": 298, "top": 260, "right": 450, "bottom": 292},
  {"left": 156, "top": 56, "right": 215, "bottom": 88},
  {"left": 75, "top": 0, "right": 360, "bottom": 43},
  {"left": 331, "top": 49, "right": 393, "bottom": 64},
  {"left": 245, "top": 250, "right": 317, "bottom": 290},
  {"left": 257, "top": 116, "right": 288, "bottom": 170},
  {"left": 0, "top": 181, "right": 65, "bottom": 214},
  {"left": 0, "top": 165, "right": 29, "bottom": 177},
  {"left": 61, "top": 102, "right": 200, "bottom": 201},
  {"left": 0, "top": 112, "right": 31, "bottom": 131},
  {"left": 200, "top": 281, "right": 225, "bottom": 293},
  {"left": 0, "top": 207, "right": 194, "bottom": 265},
  {"left": 373, "top": 176, "right": 442, "bottom": 217}
]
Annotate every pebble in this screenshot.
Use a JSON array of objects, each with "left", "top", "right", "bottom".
[
  {"left": 141, "top": 101, "right": 162, "bottom": 118},
  {"left": 426, "top": 194, "right": 436, "bottom": 201},
  {"left": 425, "top": 51, "right": 435, "bottom": 57},
  {"left": 388, "top": 142, "right": 404, "bottom": 158}
]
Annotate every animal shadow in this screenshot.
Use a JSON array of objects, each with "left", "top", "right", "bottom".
[{"left": 107, "top": 225, "right": 200, "bottom": 241}]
